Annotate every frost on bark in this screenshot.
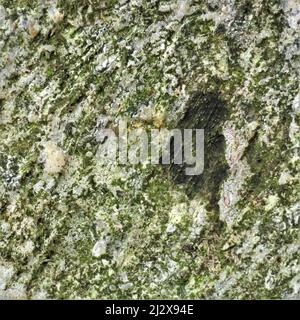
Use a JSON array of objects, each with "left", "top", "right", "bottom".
[{"left": 0, "top": 0, "right": 299, "bottom": 299}]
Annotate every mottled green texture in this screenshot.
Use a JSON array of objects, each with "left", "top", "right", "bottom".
[{"left": 0, "top": 0, "right": 299, "bottom": 299}]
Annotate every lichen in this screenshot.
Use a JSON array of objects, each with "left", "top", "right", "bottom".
[{"left": 0, "top": 0, "right": 299, "bottom": 300}]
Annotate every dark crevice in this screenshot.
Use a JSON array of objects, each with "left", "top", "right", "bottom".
[{"left": 168, "top": 91, "right": 229, "bottom": 210}]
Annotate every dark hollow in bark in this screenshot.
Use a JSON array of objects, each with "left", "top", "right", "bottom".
[{"left": 168, "top": 91, "right": 229, "bottom": 210}]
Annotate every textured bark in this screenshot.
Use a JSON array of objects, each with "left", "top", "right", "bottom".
[{"left": 0, "top": 0, "right": 299, "bottom": 299}]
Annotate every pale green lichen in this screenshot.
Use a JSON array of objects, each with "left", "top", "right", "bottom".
[{"left": 0, "top": 0, "right": 299, "bottom": 299}]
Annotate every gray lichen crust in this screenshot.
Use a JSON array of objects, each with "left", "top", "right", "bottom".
[{"left": 0, "top": 0, "right": 299, "bottom": 299}]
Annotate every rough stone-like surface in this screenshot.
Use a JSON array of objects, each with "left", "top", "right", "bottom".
[{"left": 0, "top": 0, "right": 299, "bottom": 299}]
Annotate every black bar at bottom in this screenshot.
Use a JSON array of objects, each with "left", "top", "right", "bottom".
[{"left": 0, "top": 299, "right": 296, "bottom": 318}]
